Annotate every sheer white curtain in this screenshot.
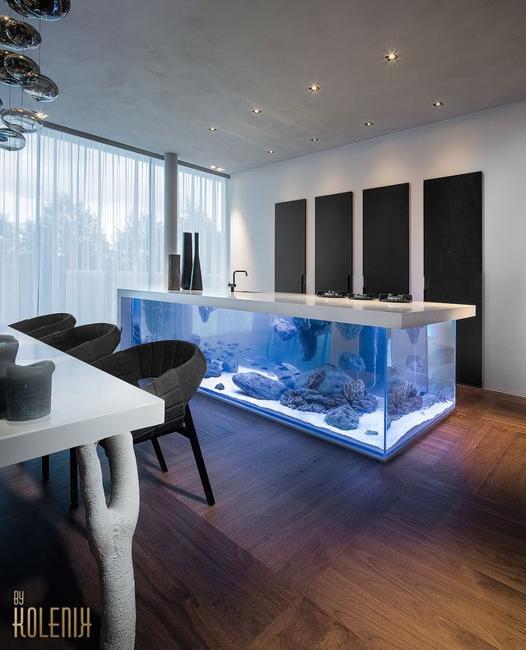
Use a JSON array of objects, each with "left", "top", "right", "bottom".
[
  {"left": 0, "top": 128, "right": 164, "bottom": 325},
  {"left": 178, "top": 165, "right": 228, "bottom": 290}
]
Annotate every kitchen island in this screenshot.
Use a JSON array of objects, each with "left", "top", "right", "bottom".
[{"left": 118, "top": 289, "right": 475, "bottom": 460}]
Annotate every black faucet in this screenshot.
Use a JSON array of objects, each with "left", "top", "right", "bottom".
[{"left": 228, "top": 270, "right": 248, "bottom": 292}]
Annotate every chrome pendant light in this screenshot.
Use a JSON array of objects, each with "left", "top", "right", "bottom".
[
  {"left": 1, "top": 15, "right": 41, "bottom": 50},
  {"left": 1, "top": 0, "right": 70, "bottom": 151},
  {"left": 0, "top": 125, "right": 25, "bottom": 149},
  {"left": 1, "top": 105, "right": 44, "bottom": 131},
  {"left": 0, "top": 47, "right": 18, "bottom": 84},
  {"left": 4, "top": 15, "right": 40, "bottom": 48},
  {"left": 22, "top": 71, "right": 57, "bottom": 101},
  {"left": 5, "top": 0, "right": 70, "bottom": 21},
  {"left": 4, "top": 51, "right": 39, "bottom": 80},
  {"left": 3, "top": 0, "right": 29, "bottom": 17}
]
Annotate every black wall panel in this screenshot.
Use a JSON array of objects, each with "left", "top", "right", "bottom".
[
  {"left": 275, "top": 199, "right": 306, "bottom": 293},
  {"left": 315, "top": 191, "right": 353, "bottom": 293},
  {"left": 424, "top": 171, "right": 483, "bottom": 387},
  {"left": 363, "top": 183, "right": 410, "bottom": 295}
]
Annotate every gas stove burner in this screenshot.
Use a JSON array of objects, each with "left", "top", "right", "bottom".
[
  {"left": 316, "top": 290, "right": 348, "bottom": 298},
  {"left": 378, "top": 293, "right": 413, "bottom": 303},
  {"left": 349, "top": 293, "right": 375, "bottom": 301}
]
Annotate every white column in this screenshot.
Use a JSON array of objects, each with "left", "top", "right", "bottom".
[{"left": 163, "top": 152, "right": 178, "bottom": 287}]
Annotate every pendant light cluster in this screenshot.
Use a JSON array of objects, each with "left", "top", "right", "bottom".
[{"left": 0, "top": 0, "right": 70, "bottom": 151}]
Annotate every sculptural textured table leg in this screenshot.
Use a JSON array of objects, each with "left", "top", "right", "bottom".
[{"left": 76, "top": 433, "right": 139, "bottom": 650}]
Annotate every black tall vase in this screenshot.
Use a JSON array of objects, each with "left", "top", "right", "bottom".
[
  {"left": 181, "top": 232, "right": 193, "bottom": 290},
  {"left": 190, "top": 232, "right": 203, "bottom": 291}
]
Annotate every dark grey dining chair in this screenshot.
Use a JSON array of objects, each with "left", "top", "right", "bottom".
[
  {"left": 42, "top": 323, "right": 121, "bottom": 365},
  {"left": 91, "top": 339, "right": 215, "bottom": 506},
  {"left": 10, "top": 313, "right": 76, "bottom": 340},
  {"left": 40, "top": 323, "right": 121, "bottom": 501}
]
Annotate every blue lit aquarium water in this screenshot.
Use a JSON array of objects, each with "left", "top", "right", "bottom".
[{"left": 120, "top": 297, "right": 456, "bottom": 460}]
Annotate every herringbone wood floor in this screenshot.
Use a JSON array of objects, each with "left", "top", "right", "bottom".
[{"left": 0, "top": 386, "right": 525, "bottom": 648}]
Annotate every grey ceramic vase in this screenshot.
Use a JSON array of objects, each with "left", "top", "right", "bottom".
[
  {"left": 181, "top": 232, "right": 193, "bottom": 290},
  {"left": 0, "top": 335, "right": 19, "bottom": 415},
  {"left": 168, "top": 253, "right": 181, "bottom": 291},
  {"left": 6, "top": 360, "right": 55, "bottom": 421}
]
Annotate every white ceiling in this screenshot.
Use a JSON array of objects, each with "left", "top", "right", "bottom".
[{"left": 14, "top": 0, "right": 526, "bottom": 173}]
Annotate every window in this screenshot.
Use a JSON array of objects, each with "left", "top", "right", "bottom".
[
  {"left": 0, "top": 127, "right": 164, "bottom": 324},
  {"left": 0, "top": 129, "right": 230, "bottom": 326},
  {"left": 178, "top": 165, "right": 228, "bottom": 290}
]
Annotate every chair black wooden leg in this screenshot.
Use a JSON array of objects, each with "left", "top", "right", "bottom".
[
  {"left": 151, "top": 437, "right": 168, "bottom": 473},
  {"left": 185, "top": 406, "right": 215, "bottom": 506},
  {"left": 42, "top": 455, "right": 49, "bottom": 481},
  {"left": 70, "top": 448, "right": 78, "bottom": 508}
]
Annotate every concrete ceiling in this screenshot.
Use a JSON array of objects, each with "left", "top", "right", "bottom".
[{"left": 16, "top": 0, "right": 526, "bottom": 173}]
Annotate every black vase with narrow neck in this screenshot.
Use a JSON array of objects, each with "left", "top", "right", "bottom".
[
  {"left": 190, "top": 232, "right": 203, "bottom": 291},
  {"left": 181, "top": 232, "right": 193, "bottom": 290}
]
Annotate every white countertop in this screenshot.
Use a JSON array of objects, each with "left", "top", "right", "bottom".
[
  {"left": 0, "top": 326, "right": 165, "bottom": 468},
  {"left": 118, "top": 288, "right": 476, "bottom": 329}
]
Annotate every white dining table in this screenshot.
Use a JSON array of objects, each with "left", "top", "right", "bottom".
[{"left": 0, "top": 326, "right": 165, "bottom": 649}]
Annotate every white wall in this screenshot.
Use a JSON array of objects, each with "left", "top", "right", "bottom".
[{"left": 230, "top": 100, "right": 526, "bottom": 396}]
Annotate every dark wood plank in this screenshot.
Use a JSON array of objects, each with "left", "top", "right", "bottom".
[
  {"left": 431, "top": 420, "right": 516, "bottom": 495},
  {"left": 308, "top": 511, "right": 526, "bottom": 648},
  {"left": 475, "top": 428, "right": 526, "bottom": 511},
  {"left": 250, "top": 596, "right": 364, "bottom": 649},
  {"left": 0, "top": 459, "right": 100, "bottom": 649},
  {"left": 0, "top": 386, "right": 525, "bottom": 648},
  {"left": 133, "top": 490, "right": 292, "bottom": 650}
]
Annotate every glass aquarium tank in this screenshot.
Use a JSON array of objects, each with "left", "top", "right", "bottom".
[{"left": 120, "top": 297, "right": 456, "bottom": 460}]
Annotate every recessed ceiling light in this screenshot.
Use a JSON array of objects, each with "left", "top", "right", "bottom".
[
  {"left": 208, "top": 126, "right": 217, "bottom": 132},
  {"left": 210, "top": 165, "right": 218, "bottom": 170},
  {"left": 310, "top": 137, "right": 319, "bottom": 142},
  {"left": 267, "top": 150, "right": 275, "bottom": 154},
  {"left": 252, "top": 108, "right": 262, "bottom": 114},
  {"left": 432, "top": 100, "right": 444, "bottom": 107},
  {"left": 385, "top": 51, "right": 399, "bottom": 62},
  {"left": 210, "top": 165, "right": 224, "bottom": 171},
  {"left": 308, "top": 83, "right": 320, "bottom": 93},
  {"left": 364, "top": 121, "right": 374, "bottom": 127}
]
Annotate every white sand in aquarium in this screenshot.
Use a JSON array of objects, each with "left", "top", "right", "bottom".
[
  {"left": 385, "top": 400, "right": 453, "bottom": 449},
  {"left": 201, "top": 365, "right": 453, "bottom": 451}
]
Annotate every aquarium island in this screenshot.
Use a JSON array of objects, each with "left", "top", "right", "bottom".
[{"left": 118, "top": 289, "right": 475, "bottom": 460}]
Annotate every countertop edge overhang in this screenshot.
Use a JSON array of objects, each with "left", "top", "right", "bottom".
[
  {"left": 0, "top": 326, "right": 165, "bottom": 468},
  {"left": 118, "top": 289, "right": 476, "bottom": 329}
]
